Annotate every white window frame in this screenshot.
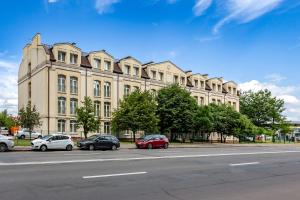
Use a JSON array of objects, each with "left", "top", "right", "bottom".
[
  {"left": 58, "top": 119, "right": 66, "bottom": 133},
  {"left": 104, "top": 61, "right": 111, "bottom": 71},
  {"left": 104, "top": 82, "right": 111, "bottom": 98},
  {"left": 58, "top": 97, "right": 66, "bottom": 114},
  {"left": 70, "top": 98, "right": 78, "bottom": 115},
  {"left": 58, "top": 51, "right": 66, "bottom": 62},
  {"left": 70, "top": 53, "right": 78, "bottom": 64},
  {"left": 94, "top": 80, "right": 101, "bottom": 97},
  {"left": 104, "top": 102, "right": 111, "bottom": 118},
  {"left": 70, "top": 77, "right": 78, "bottom": 94},
  {"left": 58, "top": 75, "right": 66, "bottom": 92}
]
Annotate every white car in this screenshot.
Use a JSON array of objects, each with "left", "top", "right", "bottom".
[
  {"left": 17, "top": 129, "right": 42, "bottom": 139},
  {"left": 31, "top": 134, "right": 74, "bottom": 151},
  {"left": 0, "top": 135, "right": 14, "bottom": 152}
]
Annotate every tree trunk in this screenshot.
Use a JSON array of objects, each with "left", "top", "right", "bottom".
[
  {"left": 84, "top": 131, "right": 88, "bottom": 139},
  {"left": 133, "top": 131, "right": 136, "bottom": 143}
]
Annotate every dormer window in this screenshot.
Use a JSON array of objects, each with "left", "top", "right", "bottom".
[
  {"left": 94, "top": 58, "right": 101, "bottom": 69},
  {"left": 200, "top": 81, "right": 204, "bottom": 88},
  {"left": 104, "top": 61, "right": 111, "bottom": 71},
  {"left": 58, "top": 51, "right": 66, "bottom": 62},
  {"left": 151, "top": 70, "right": 156, "bottom": 80},
  {"left": 218, "top": 85, "right": 221, "bottom": 92},
  {"left": 124, "top": 65, "right": 130, "bottom": 75},
  {"left": 194, "top": 80, "right": 198, "bottom": 88},
  {"left": 228, "top": 87, "right": 232, "bottom": 93},
  {"left": 212, "top": 83, "right": 216, "bottom": 91},
  {"left": 159, "top": 72, "right": 164, "bottom": 81},
  {"left": 174, "top": 75, "right": 179, "bottom": 83},
  {"left": 233, "top": 88, "right": 237, "bottom": 95},
  {"left": 133, "top": 67, "right": 139, "bottom": 76},
  {"left": 70, "top": 53, "right": 78, "bottom": 64},
  {"left": 181, "top": 77, "right": 185, "bottom": 85}
]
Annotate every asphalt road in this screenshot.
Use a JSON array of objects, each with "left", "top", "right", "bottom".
[{"left": 1, "top": 146, "right": 300, "bottom": 200}]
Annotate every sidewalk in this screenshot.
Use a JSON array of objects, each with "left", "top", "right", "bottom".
[{"left": 13, "top": 142, "right": 300, "bottom": 152}]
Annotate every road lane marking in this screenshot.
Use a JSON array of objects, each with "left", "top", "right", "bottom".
[
  {"left": 82, "top": 172, "right": 147, "bottom": 179},
  {"left": 1, "top": 150, "right": 300, "bottom": 166},
  {"left": 230, "top": 162, "right": 260, "bottom": 166}
]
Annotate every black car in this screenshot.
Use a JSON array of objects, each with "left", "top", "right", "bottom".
[{"left": 77, "top": 135, "right": 120, "bottom": 150}]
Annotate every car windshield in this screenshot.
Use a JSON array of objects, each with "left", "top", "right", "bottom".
[
  {"left": 41, "top": 135, "right": 52, "bottom": 140},
  {"left": 88, "top": 135, "right": 99, "bottom": 140}
]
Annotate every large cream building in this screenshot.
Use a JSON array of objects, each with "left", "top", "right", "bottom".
[{"left": 18, "top": 34, "right": 240, "bottom": 138}]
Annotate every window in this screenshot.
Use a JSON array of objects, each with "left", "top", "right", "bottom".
[
  {"left": 70, "top": 120, "right": 77, "bottom": 133},
  {"left": 58, "top": 75, "right": 66, "bottom": 92},
  {"left": 94, "top": 80, "right": 101, "bottom": 97},
  {"left": 194, "top": 80, "right": 198, "bottom": 88},
  {"left": 181, "top": 77, "right": 185, "bottom": 85},
  {"left": 218, "top": 85, "right": 221, "bottom": 92},
  {"left": 233, "top": 88, "right": 237, "bottom": 95},
  {"left": 70, "top": 98, "right": 78, "bottom": 115},
  {"left": 28, "top": 62, "right": 31, "bottom": 74},
  {"left": 57, "top": 119, "right": 66, "bottom": 133},
  {"left": 124, "top": 85, "right": 130, "bottom": 96},
  {"left": 104, "top": 122, "right": 111, "bottom": 134},
  {"left": 212, "top": 83, "right": 216, "bottom": 91},
  {"left": 70, "top": 53, "right": 78, "bottom": 64},
  {"left": 200, "top": 81, "right": 204, "bottom": 88},
  {"left": 94, "top": 58, "right": 101, "bottom": 69},
  {"left": 174, "top": 75, "right": 178, "bottom": 83},
  {"left": 151, "top": 70, "right": 156, "bottom": 80},
  {"left": 228, "top": 87, "right": 232, "bottom": 93},
  {"left": 217, "top": 99, "right": 221, "bottom": 105},
  {"left": 104, "top": 82, "right": 111, "bottom": 98},
  {"left": 233, "top": 102, "right": 237, "bottom": 109},
  {"left": 159, "top": 72, "right": 164, "bottom": 81},
  {"left": 70, "top": 77, "right": 78, "bottom": 94},
  {"left": 104, "top": 61, "right": 111, "bottom": 71},
  {"left": 228, "top": 101, "right": 231, "bottom": 105},
  {"left": 200, "top": 97, "right": 204, "bottom": 105},
  {"left": 28, "top": 82, "right": 31, "bottom": 99},
  {"left": 124, "top": 65, "right": 130, "bottom": 75},
  {"left": 212, "top": 98, "right": 216, "bottom": 104},
  {"left": 94, "top": 101, "right": 101, "bottom": 117},
  {"left": 58, "top": 97, "right": 66, "bottom": 114},
  {"left": 58, "top": 51, "right": 66, "bottom": 62},
  {"left": 104, "top": 102, "right": 111, "bottom": 118},
  {"left": 133, "top": 86, "right": 139, "bottom": 91},
  {"left": 133, "top": 67, "right": 139, "bottom": 76}
]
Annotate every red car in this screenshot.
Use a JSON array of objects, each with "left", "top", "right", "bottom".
[{"left": 136, "top": 135, "right": 169, "bottom": 149}]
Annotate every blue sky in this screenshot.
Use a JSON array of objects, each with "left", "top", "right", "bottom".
[{"left": 0, "top": 0, "right": 300, "bottom": 120}]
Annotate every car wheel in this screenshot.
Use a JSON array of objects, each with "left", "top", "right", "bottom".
[
  {"left": 0, "top": 143, "right": 8, "bottom": 152},
  {"left": 111, "top": 145, "right": 117, "bottom": 151},
  {"left": 20, "top": 135, "right": 25, "bottom": 139},
  {"left": 164, "top": 143, "right": 169, "bottom": 149},
  {"left": 89, "top": 145, "right": 95, "bottom": 151},
  {"left": 66, "top": 145, "right": 73, "bottom": 151},
  {"left": 40, "top": 145, "right": 47, "bottom": 152},
  {"left": 147, "top": 143, "right": 153, "bottom": 149}
]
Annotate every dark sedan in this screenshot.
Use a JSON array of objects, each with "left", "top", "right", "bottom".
[{"left": 77, "top": 135, "right": 120, "bottom": 150}]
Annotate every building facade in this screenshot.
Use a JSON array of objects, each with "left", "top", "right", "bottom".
[{"left": 18, "top": 34, "right": 240, "bottom": 138}]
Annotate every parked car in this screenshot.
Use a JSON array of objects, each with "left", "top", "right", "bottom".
[
  {"left": 0, "top": 135, "right": 14, "bottom": 152},
  {"left": 31, "top": 134, "right": 74, "bottom": 151},
  {"left": 16, "top": 129, "right": 42, "bottom": 139},
  {"left": 77, "top": 135, "right": 120, "bottom": 150},
  {"left": 136, "top": 134, "right": 169, "bottom": 149}
]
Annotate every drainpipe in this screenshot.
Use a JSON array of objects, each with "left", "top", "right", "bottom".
[
  {"left": 117, "top": 74, "right": 120, "bottom": 108},
  {"left": 85, "top": 67, "right": 87, "bottom": 97},
  {"left": 47, "top": 62, "right": 51, "bottom": 135}
]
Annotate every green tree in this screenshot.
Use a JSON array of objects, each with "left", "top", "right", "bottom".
[
  {"left": 112, "top": 90, "right": 158, "bottom": 142},
  {"left": 193, "top": 105, "right": 213, "bottom": 142},
  {"left": 76, "top": 96, "right": 101, "bottom": 139},
  {"left": 280, "top": 122, "right": 292, "bottom": 143},
  {"left": 240, "top": 89, "right": 285, "bottom": 127},
  {"left": 19, "top": 102, "right": 42, "bottom": 140},
  {"left": 156, "top": 84, "right": 198, "bottom": 142},
  {"left": 210, "top": 104, "right": 241, "bottom": 143},
  {"left": 234, "top": 114, "right": 258, "bottom": 142}
]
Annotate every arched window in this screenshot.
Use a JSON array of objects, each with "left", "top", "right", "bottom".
[
  {"left": 94, "top": 80, "right": 101, "bottom": 97},
  {"left": 58, "top": 97, "right": 66, "bottom": 114},
  {"left": 58, "top": 75, "right": 66, "bottom": 92},
  {"left": 104, "top": 82, "right": 111, "bottom": 97},
  {"left": 70, "top": 77, "right": 78, "bottom": 94},
  {"left": 70, "top": 98, "right": 78, "bottom": 115}
]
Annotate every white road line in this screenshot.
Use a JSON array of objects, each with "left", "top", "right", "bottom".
[
  {"left": 1, "top": 150, "right": 300, "bottom": 166},
  {"left": 230, "top": 162, "right": 260, "bottom": 166},
  {"left": 83, "top": 172, "right": 147, "bottom": 179}
]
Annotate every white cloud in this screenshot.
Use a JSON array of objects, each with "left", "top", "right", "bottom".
[
  {"left": 193, "top": 0, "right": 213, "bottom": 16},
  {"left": 265, "top": 73, "right": 286, "bottom": 82},
  {"left": 213, "top": 0, "right": 283, "bottom": 34},
  {"left": 48, "top": 0, "right": 59, "bottom": 3},
  {"left": 239, "top": 80, "right": 300, "bottom": 121},
  {"left": 95, "top": 0, "right": 121, "bottom": 14},
  {"left": 0, "top": 59, "right": 19, "bottom": 115}
]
